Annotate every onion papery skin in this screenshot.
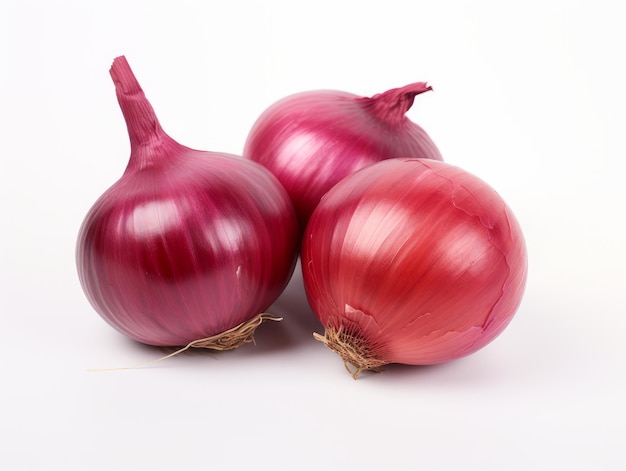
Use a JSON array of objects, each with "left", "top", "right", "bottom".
[
  {"left": 76, "top": 57, "right": 299, "bottom": 347},
  {"left": 243, "top": 83, "right": 443, "bottom": 229},
  {"left": 302, "top": 158, "right": 527, "bottom": 372}
]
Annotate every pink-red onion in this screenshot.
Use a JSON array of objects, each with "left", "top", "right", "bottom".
[
  {"left": 76, "top": 56, "right": 299, "bottom": 348},
  {"left": 243, "top": 83, "right": 443, "bottom": 228},
  {"left": 302, "top": 158, "right": 527, "bottom": 378}
]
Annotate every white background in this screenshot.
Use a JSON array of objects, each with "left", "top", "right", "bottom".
[{"left": 1, "top": 0, "right": 625, "bottom": 469}]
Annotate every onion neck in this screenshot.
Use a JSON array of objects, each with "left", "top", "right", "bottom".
[
  {"left": 110, "top": 56, "right": 182, "bottom": 170},
  {"left": 360, "top": 82, "right": 433, "bottom": 126}
]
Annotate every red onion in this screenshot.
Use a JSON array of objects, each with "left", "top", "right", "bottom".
[
  {"left": 243, "top": 83, "right": 443, "bottom": 228},
  {"left": 302, "top": 158, "right": 527, "bottom": 378},
  {"left": 76, "top": 56, "right": 299, "bottom": 349}
]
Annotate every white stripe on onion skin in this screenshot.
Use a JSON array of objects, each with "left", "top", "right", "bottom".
[
  {"left": 243, "top": 82, "right": 442, "bottom": 230},
  {"left": 76, "top": 56, "right": 299, "bottom": 349},
  {"left": 302, "top": 158, "right": 528, "bottom": 379}
]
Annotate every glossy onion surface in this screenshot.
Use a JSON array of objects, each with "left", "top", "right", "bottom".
[
  {"left": 76, "top": 57, "right": 299, "bottom": 347},
  {"left": 302, "top": 158, "right": 527, "bottom": 369},
  {"left": 244, "top": 83, "right": 442, "bottom": 229}
]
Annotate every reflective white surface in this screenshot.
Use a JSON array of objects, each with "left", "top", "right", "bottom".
[{"left": 1, "top": 1, "right": 625, "bottom": 469}]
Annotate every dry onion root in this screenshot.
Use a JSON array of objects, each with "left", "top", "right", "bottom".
[
  {"left": 313, "top": 327, "right": 387, "bottom": 379},
  {"left": 90, "top": 313, "right": 282, "bottom": 371}
]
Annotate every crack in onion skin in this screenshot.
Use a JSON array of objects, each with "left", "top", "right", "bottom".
[
  {"left": 302, "top": 158, "right": 528, "bottom": 374},
  {"left": 243, "top": 83, "right": 442, "bottom": 230},
  {"left": 76, "top": 56, "right": 299, "bottom": 347}
]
